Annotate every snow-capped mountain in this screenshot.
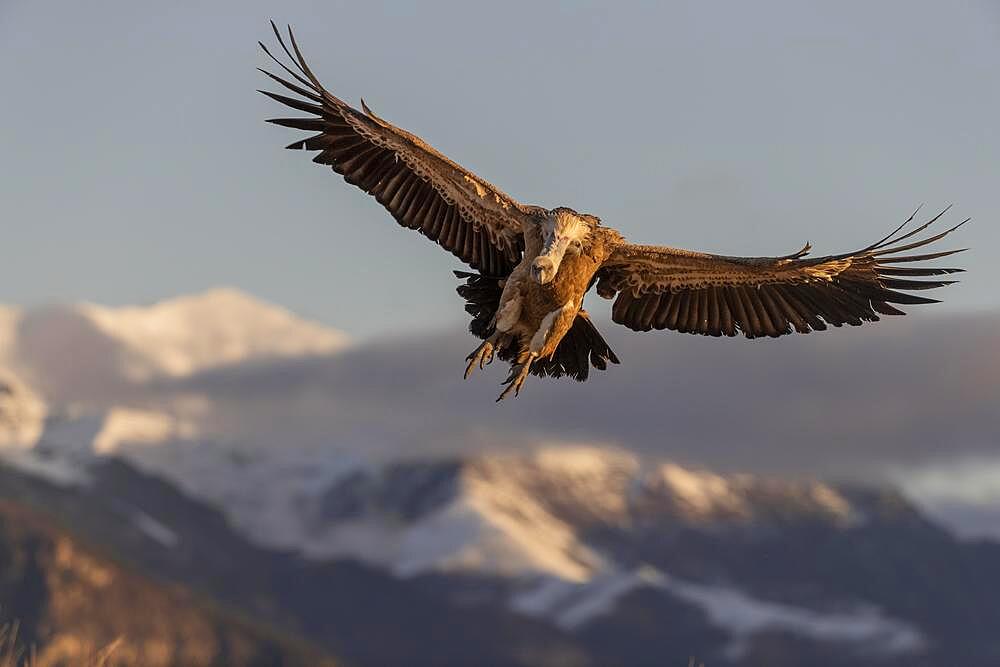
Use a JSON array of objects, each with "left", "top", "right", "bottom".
[
  {"left": 304, "top": 447, "right": 859, "bottom": 577},
  {"left": 300, "top": 449, "right": 931, "bottom": 660},
  {"left": 3, "top": 289, "right": 1000, "bottom": 665},
  {"left": 0, "top": 288, "right": 359, "bottom": 515},
  {"left": 75, "top": 288, "right": 348, "bottom": 379},
  {"left": 3, "top": 288, "right": 349, "bottom": 401},
  {"left": 6, "top": 416, "right": 1000, "bottom": 665}
]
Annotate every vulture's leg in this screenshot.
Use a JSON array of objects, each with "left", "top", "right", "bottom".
[
  {"left": 497, "top": 350, "right": 538, "bottom": 402},
  {"left": 496, "top": 299, "right": 575, "bottom": 401},
  {"left": 464, "top": 331, "right": 511, "bottom": 379},
  {"left": 495, "top": 293, "right": 523, "bottom": 331},
  {"left": 464, "top": 338, "right": 495, "bottom": 378},
  {"left": 465, "top": 291, "right": 522, "bottom": 379}
]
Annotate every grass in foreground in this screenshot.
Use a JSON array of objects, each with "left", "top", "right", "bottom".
[{"left": 0, "top": 624, "right": 121, "bottom": 667}]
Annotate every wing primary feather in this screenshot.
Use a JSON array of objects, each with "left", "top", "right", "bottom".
[
  {"left": 871, "top": 205, "right": 951, "bottom": 251},
  {"left": 877, "top": 248, "right": 967, "bottom": 263},
  {"left": 872, "top": 301, "right": 906, "bottom": 316},
  {"left": 872, "top": 218, "right": 970, "bottom": 256},
  {"left": 287, "top": 25, "right": 332, "bottom": 100},
  {"left": 259, "top": 90, "right": 324, "bottom": 116},
  {"left": 879, "top": 278, "right": 957, "bottom": 291},
  {"left": 257, "top": 68, "right": 323, "bottom": 103},
  {"left": 877, "top": 289, "right": 941, "bottom": 305},
  {"left": 273, "top": 22, "right": 309, "bottom": 81},
  {"left": 861, "top": 205, "right": 923, "bottom": 252},
  {"left": 259, "top": 39, "right": 315, "bottom": 91},
  {"left": 877, "top": 266, "right": 963, "bottom": 276},
  {"left": 268, "top": 117, "right": 326, "bottom": 131},
  {"left": 270, "top": 21, "right": 298, "bottom": 69}
]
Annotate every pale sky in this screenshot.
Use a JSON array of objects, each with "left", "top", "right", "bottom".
[{"left": 1, "top": 0, "right": 997, "bottom": 337}]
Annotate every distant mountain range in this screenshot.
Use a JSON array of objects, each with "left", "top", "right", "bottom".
[
  {"left": 2, "top": 289, "right": 999, "bottom": 665},
  {"left": 4, "top": 438, "right": 1000, "bottom": 666}
]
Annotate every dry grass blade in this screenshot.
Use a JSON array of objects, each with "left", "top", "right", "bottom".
[
  {"left": 0, "top": 623, "right": 127, "bottom": 667},
  {"left": 0, "top": 624, "right": 25, "bottom": 667}
]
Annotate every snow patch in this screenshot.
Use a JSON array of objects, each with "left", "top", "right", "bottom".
[
  {"left": 890, "top": 457, "right": 1000, "bottom": 540},
  {"left": 92, "top": 408, "right": 195, "bottom": 454},
  {"left": 655, "top": 464, "right": 744, "bottom": 516},
  {"left": 305, "top": 484, "right": 603, "bottom": 582},
  {"left": 510, "top": 569, "right": 653, "bottom": 630},
  {"left": 648, "top": 568, "right": 925, "bottom": 659},
  {"left": 512, "top": 566, "right": 923, "bottom": 658},
  {"left": 0, "top": 448, "right": 89, "bottom": 486},
  {"left": 130, "top": 509, "right": 180, "bottom": 548}
]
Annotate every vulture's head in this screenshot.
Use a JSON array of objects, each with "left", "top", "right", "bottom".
[{"left": 531, "top": 207, "right": 601, "bottom": 284}]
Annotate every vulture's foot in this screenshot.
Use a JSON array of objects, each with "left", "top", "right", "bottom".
[
  {"left": 465, "top": 332, "right": 512, "bottom": 379},
  {"left": 464, "top": 340, "right": 495, "bottom": 379},
  {"left": 496, "top": 352, "right": 538, "bottom": 402}
]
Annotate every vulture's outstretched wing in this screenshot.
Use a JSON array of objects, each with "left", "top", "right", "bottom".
[
  {"left": 259, "top": 23, "right": 533, "bottom": 275},
  {"left": 597, "top": 209, "right": 967, "bottom": 338}
]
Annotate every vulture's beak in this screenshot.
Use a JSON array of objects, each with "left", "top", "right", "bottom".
[{"left": 531, "top": 256, "right": 556, "bottom": 284}]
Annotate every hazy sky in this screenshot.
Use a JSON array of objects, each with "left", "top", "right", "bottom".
[{"left": 1, "top": 1, "right": 997, "bottom": 337}]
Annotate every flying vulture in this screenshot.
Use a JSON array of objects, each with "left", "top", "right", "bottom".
[{"left": 259, "top": 23, "right": 968, "bottom": 401}]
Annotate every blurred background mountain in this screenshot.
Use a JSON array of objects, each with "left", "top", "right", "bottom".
[{"left": 1, "top": 290, "right": 998, "bottom": 666}]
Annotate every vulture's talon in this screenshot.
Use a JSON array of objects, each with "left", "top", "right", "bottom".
[
  {"left": 496, "top": 354, "right": 536, "bottom": 401},
  {"left": 465, "top": 339, "right": 496, "bottom": 379}
]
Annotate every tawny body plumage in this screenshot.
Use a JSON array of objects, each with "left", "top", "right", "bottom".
[
  {"left": 464, "top": 214, "right": 623, "bottom": 398},
  {"left": 260, "top": 23, "right": 967, "bottom": 401}
]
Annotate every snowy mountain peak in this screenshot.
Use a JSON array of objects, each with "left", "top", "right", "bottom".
[
  {"left": 75, "top": 288, "right": 349, "bottom": 379},
  {"left": 280, "top": 449, "right": 868, "bottom": 584}
]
